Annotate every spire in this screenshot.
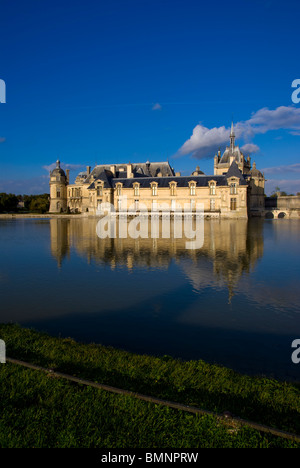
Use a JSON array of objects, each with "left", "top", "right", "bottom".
[
  {"left": 230, "top": 121, "right": 234, "bottom": 136},
  {"left": 230, "top": 121, "right": 235, "bottom": 150}
]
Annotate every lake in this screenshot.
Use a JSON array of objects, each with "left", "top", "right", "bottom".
[{"left": 0, "top": 216, "right": 299, "bottom": 381}]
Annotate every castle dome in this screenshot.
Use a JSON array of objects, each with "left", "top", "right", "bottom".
[
  {"left": 250, "top": 162, "right": 263, "bottom": 178},
  {"left": 51, "top": 160, "right": 66, "bottom": 177},
  {"left": 220, "top": 146, "right": 242, "bottom": 164}
]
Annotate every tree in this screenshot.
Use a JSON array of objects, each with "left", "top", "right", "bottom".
[
  {"left": 0, "top": 193, "right": 19, "bottom": 212},
  {"left": 23, "top": 194, "right": 50, "bottom": 213}
]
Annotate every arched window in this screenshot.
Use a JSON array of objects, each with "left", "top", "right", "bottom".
[
  {"left": 210, "top": 183, "right": 216, "bottom": 195},
  {"left": 151, "top": 183, "right": 158, "bottom": 196},
  {"left": 189, "top": 183, "right": 196, "bottom": 196},
  {"left": 170, "top": 183, "right": 176, "bottom": 196}
]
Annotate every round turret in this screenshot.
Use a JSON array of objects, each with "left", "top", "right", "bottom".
[
  {"left": 250, "top": 162, "right": 263, "bottom": 179},
  {"left": 49, "top": 160, "right": 68, "bottom": 213}
]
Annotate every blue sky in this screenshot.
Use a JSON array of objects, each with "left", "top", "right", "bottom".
[{"left": 0, "top": 0, "right": 300, "bottom": 195}]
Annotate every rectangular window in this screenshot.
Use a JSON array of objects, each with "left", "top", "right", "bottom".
[
  {"left": 135, "top": 199, "right": 139, "bottom": 210},
  {"left": 230, "top": 198, "right": 237, "bottom": 210},
  {"left": 190, "top": 184, "right": 196, "bottom": 196},
  {"left": 210, "top": 199, "right": 215, "bottom": 211},
  {"left": 230, "top": 183, "right": 237, "bottom": 195},
  {"left": 97, "top": 186, "right": 103, "bottom": 197},
  {"left": 152, "top": 185, "right": 157, "bottom": 196},
  {"left": 117, "top": 186, "right": 122, "bottom": 196},
  {"left": 210, "top": 184, "right": 216, "bottom": 195},
  {"left": 134, "top": 185, "right": 139, "bottom": 196}
]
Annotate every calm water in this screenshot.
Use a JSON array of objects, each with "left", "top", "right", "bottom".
[{"left": 0, "top": 217, "right": 299, "bottom": 381}]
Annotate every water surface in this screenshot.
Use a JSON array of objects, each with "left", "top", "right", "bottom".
[{"left": 0, "top": 217, "right": 299, "bottom": 381}]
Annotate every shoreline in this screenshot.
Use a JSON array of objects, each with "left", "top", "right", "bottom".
[{"left": 0, "top": 213, "right": 84, "bottom": 219}]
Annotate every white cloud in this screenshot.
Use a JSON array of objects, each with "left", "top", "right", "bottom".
[
  {"left": 42, "top": 162, "right": 86, "bottom": 173},
  {"left": 177, "top": 106, "right": 300, "bottom": 160},
  {"left": 152, "top": 102, "right": 162, "bottom": 111},
  {"left": 265, "top": 178, "right": 300, "bottom": 196},
  {"left": 43, "top": 163, "right": 56, "bottom": 173},
  {"left": 240, "top": 143, "right": 260, "bottom": 155},
  {"left": 247, "top": 106, "right": 300, "bottom": 133},
  {"left": 178, "top": 125, "right": 229, "bottom": 159},
  {"left": 262, "top": 163, "right": 300, "bottom": 175}
]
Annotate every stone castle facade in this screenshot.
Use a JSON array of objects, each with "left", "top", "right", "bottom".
[{"left": 49, "top": 123, "right": 265, "bottom": 218}]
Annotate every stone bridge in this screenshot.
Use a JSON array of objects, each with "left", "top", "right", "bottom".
[
  {"left": 263, "top": 209, "right": 298, "bottom": 219},
  {"left": 263, "top": 195, "right": 300, "bottom": 219}
]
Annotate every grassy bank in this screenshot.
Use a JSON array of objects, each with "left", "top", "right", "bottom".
[{"left": 0, "top": 324, "right": 299, "bottom": 448}]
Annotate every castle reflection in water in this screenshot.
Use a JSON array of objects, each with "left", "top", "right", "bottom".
[{"left": 50, "top": 217, "right": 264, "bottom": 302}]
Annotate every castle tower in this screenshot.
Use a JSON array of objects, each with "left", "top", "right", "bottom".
[
  {"left": 214, "top": 122, "right": 251, "bottom": 176},
  {"left": 248, "top": 161, "right": 265, "bottom": 212},
  {"left": 49, "top": 160, "right": 68, "bottom": 213}
]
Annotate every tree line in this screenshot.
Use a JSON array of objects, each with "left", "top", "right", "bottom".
[{"left": 0, "top": 193, "right": 50, "bottom": 213}]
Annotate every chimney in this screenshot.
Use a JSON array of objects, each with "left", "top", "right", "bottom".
[
  {"left": 110, "top": 165, "right": 116, "bottom": 177},
  {"left": 86, "top": 166, "right": 91, "bottom": 176},
  {"left": 127, "top": 163, "right": 133, "bottom": 179},
  {"left": 66, "top": 169, "right": 70, "bottom": 184}
]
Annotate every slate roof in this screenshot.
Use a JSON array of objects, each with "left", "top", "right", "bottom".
[
  {"left": 86, "top": 161, "right": 248, "bottom": 190},
  {"left": 220, "top": 146, "right": 243, "bottom": 164},
  {"left": 87, "top": 170, "right": 114, "bottom": 189},
  {"left": 84, "top": 161, "right": 175, "bottom": 185},
  {"left": 111, "top": 175, "right": 228, "bottom": 188},
  {"left": 225, "top": 161, "right": 248, "bottom": 184}
]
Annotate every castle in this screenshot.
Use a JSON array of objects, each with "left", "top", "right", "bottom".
[{"left": 49, "top": 123, "right": 265, "bottom": 218}]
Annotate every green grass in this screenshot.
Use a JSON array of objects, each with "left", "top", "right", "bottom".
[{"left": 0, "top": 323, "right": 299, "bottom": 448}]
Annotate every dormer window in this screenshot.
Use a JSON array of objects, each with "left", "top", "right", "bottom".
[
  {"left": 188, "top": 181, "right": 196, "bottom": 196},
  {"left": 209, "top": 181, "right": 216, "bottom": 195},
  {"left": 97, "top": 184, "right": 103, "bottom": 197},
  {"left": 169, "top": 182, "right": 176, "bottom": 196},
  {"left": 133, "top": 183, "right": 140, "bottom": 196},
  {"left": 116, "top": 183, "right": 122, "bottom": 196},
  {"left": 230, "top": 183, "right": 237, "bottom": 195},
  {"left": 151, "top": 182, "right": 158, "bottom": 196}
]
